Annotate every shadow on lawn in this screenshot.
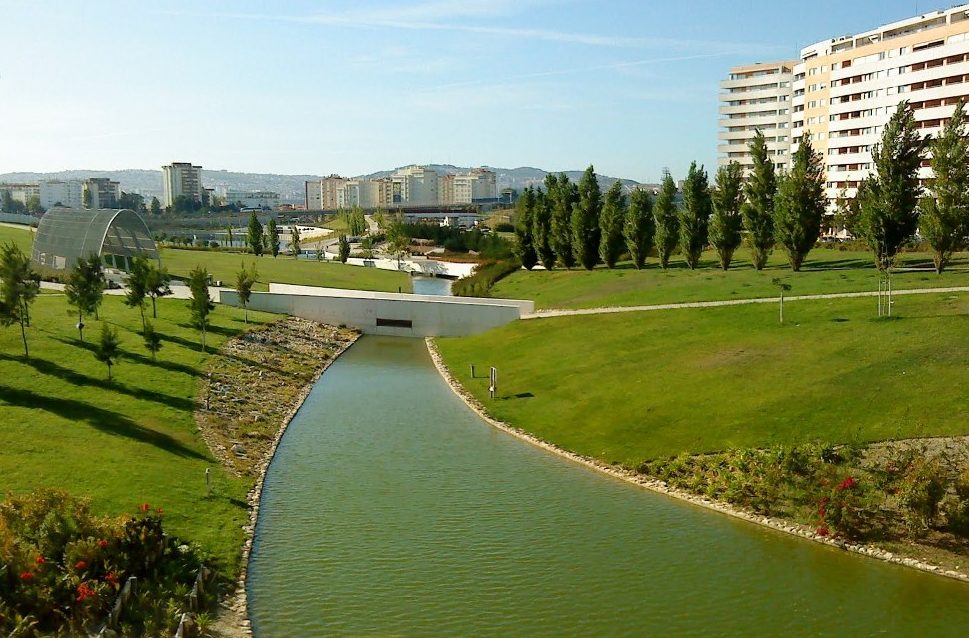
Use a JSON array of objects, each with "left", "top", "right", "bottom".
[
  {"left": 48, "top": 337, "right": 200, "bottom": 377},
  {"left": 0, "top": 354, "right": 196, "bottom": 412},
  {"left": 0, "top": 385, "right": 207, "bottom": 460}
]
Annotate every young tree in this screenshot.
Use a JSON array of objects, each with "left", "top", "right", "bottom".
[
  {"left": 532, "top": 189, "right": 555, "bottom": 269},
  {"left": 653, "top": 170, "right": 679, "bottom": 269},
  {"left": 235, "top": 263, "right": 258, "bottom": 324},
  {"left": 774, "top": 137, "right": 827, "bottom": 271},
  {"left": 0, "top": 243, "right": 39, "bottom": 358},
  {"left": 549, "top": 173, "right": 578, "bottom": 269},
  {"left": 514, "top": 187, "right": 539, "bottom": 270},
  {"left": 833, "top": 187, "right": 861, "bottom": 238},
  {"left": 598, "top": 181, "right": 627, "bottom": 268},
  {"left": 65, "top": 254, "right": 106, "bottom": 342},
  {"left": 742, "top": 130, "right": 777, "bottom": 270},
  {"left": 247, "top": 211, "right": 264, "bottom": 256},
  {"left": 267, "top": 219, "right": 281, "bottom": 258},
  {"left": 386, "top": 215, "right": 410, "bottom": 268},
  {"left": 710, "top": 162, "right": 745, "bottom": 270},
  {"left": 315, "top": 247, "right": 324, "bottom": 261},
  {"left": 571, "top": 165, "right": 603, "bottom": 270},
  {"left": 94, "top": 323, "right": 121, "bottom": 381},
  {"left": 124, "top": 256, "right": 150, "bottom": 330},
  {"left": 290, "top": 225, "right": 302, "bottom": 258},
  {"left": 144, "top": 262, "right": 171, "bottom": 319},
  {"left": 679, "top": 162, "right": 712, "bottom": 270},
  {"left": 338, "top": 234, "right": 351, "bottom": 263},
  {"left": 150, "top": 197, "right": 162, "bottom": 216},
  {"left": 857, "top": 102, "right": 928, "bottom": 270},
  {"left": 348, "top": 208, "right": 367, "bottom": 236},
  {"left": 143, "top": 320, "right": 162, "bottom": 362},
  {"left": 624, "top": 188, "right": 654, "bottom": 269},
  {"left": 921, "top": 100, "right": 969, "bottom": 273},
  {"left": 225, "top": 225, "right": 234, "bottom": 248},
  {"left": 187, "top": 266, "right": 215, "bottom": 350}
]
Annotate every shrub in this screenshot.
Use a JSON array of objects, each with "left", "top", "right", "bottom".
[
  {"left": 897, "top": 457, "right": 947, "bottom": 535},
  {"left": 944, "top": 469, "right": 969, "bottom": 537},
  {"left": 452, "top": 260, "right": 520, "bottom": 297}
]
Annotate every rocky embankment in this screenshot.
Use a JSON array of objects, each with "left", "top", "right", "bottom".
[{"left": 196, "top": 317, "right": 358, "bottom": 637}]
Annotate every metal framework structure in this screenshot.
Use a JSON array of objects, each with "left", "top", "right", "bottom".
[{"left": 31, "top": 208, "right": 158, "bottom": 272}]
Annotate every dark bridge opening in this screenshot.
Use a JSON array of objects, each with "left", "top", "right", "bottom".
[{"left": 376, "top": 318, "right": 413, "bottom": 328}]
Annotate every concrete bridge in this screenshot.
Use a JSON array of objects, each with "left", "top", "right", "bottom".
[{"left": 218, "top": 283, "right": 533, "bottom": 337}]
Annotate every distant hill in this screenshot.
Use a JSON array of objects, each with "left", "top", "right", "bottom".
[{"left": 0, "top": 165, "right": 653, "bottom": 203}]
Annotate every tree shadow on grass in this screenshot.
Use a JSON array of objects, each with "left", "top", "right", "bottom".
[
  {"left": 175, "top": 322, "right": 238, "bottom": 338},
  {"left": 0, "top": 354, "right": 196, "bottom": 412},
  {"left": 0, "top": 385, "right": 207, "bottom": 460},
  {"left": 154, "top": 332, "right": 218, "bottom": 356}
]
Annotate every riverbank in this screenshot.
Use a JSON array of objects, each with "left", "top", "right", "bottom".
[
  {"left": 426, "top": 338, "right": 969, "bottom": 585},
  {"left": 198, "top": 318, "right": 359, "bottom": 638}
]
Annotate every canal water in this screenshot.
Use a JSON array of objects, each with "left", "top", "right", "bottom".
[
  {"left": 247, "top": 337, "right": 969, "bottom": 637},
  {"left": 410, "top": 275, "right": 452, "bottom": 296}
]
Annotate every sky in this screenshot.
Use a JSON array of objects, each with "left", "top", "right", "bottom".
[{"left": 0, "top": 0, "right": 950, "bottom": 182}]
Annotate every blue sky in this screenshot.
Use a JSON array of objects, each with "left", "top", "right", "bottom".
[{"left": 0, "top": 0, "right": 949, "bottom": 181}]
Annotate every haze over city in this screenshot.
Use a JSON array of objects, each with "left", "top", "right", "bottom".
[{"left": 0, "top": 0, "right": 943, "bottom": 181}]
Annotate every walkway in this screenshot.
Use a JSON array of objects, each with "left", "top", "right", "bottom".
[{"left": 522, "top": 286, "right": 969, "bottom": 319}]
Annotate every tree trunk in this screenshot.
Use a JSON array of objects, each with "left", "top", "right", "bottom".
[
  {"left": 20, "top": 316, "right": 28, "bottom": 360},
  {"left": 934, "top": 252, "right": 945, "bottom": 274},
  {"left": 790, "top": 252, "right": 803, "bottom": 272},
  {"left": 107, "top": 362, "right": 112, "bottom": 382},
  {"left": 152, "top": 295, "right": 158, "bottom": 318},
  {"left": 78, "top": 309, "right": 84, "bottom": 342}
]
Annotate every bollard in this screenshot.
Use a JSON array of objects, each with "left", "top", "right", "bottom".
[
  {"left": 471, "top": 364, "right": 475, "bottom": 378},
  {"left": 205, "top": 468, "right": 211, "bottom": 497},
  {"left": 489, "top": 367, "right": 497, "bottom": 399}
]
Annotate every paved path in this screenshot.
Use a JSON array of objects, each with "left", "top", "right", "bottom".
[
  {"left": 40, "top": 280, "right": 228, "bottom": 300},
  {"left": 522, "top": 286, "right": 969, "bottom": 319}
]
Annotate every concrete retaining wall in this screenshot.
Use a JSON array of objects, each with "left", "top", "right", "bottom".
[{"left": 218, "top": 284, "right": 533, "bottom": 337}]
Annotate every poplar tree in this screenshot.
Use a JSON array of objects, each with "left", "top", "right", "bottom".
[
  {"left": 599, "top": 181, "right": 627, "bottom": 268},
  {"left": 246, "top": 211, "right": 264, "bottom": 256},
  {"left": 0, "top": 243, "right": 39, "bottom": 359},
  {"left": 742, "top": 130, "right": 777, "bottom": 270},
  {"left": 549, "top": 173, "right": 578, "bottom": 269},
  {"left": 267, "top": 219, "right": 281, "bottom": 258},
  {"left": 187, "top": 266, "right": 214, "bottom": 350},
  {"left": 235, "top": 262, "right": 258, "bottom": 324},
  {"left": 65, "top": 254, "right": 106, "bottom": 341},
  {"left": 774, "top": 137, "right": 827, "bottom": 271},
  {"left": 679, "top": 162, "right": 712, "bottom": 269},
  {"left": 624, "top": 188, "right": 655, "bottom": 269},
  {"left": 709, "top": 162, "right": 744, "bottom": 270},
  {"left": 290, "top": 224, "right": 302, "bottom": 258},
  {"left": 532, "top": 188, "right": 555, "bottom": 269},
  {"left": 571, "top": 165, "right": 602, "bottom": 270},
  {"left": 514, "top": 187, "right": 539, "bottom": 270},
  {"left": 921, "top": 100, "right": 969, "bottom": 273},
  {"left": 857, "top": 102, "right": 928, "bottom": 270},
  {"left": 338, "top": 234, "right": 350, "bottom": 262},
  {"left": 653, "top": 170, "right": 679, "bottom": 269}
]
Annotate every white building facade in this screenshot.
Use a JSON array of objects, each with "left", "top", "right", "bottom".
[
  {"left": 39, "top": 180, "right": 84, "bottom": 209},
  {"left": 161, "top": 162, "right": 204, "bottom": 207},
  {"left": 222, "top": 189, "right": 280, "bottom": 210}
]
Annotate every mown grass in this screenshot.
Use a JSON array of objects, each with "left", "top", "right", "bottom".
[
  {"left": 492, "top": 247, "right": 969, "bottom": 309},
  {"left": 0, "top": 223, "right": 34, "bottom": 249},
  {"left": 0, "top": 294, "right": 276, "bottom": 574},
  {"left": 436, "top": 292, "right": 969, "bottom": 467}
]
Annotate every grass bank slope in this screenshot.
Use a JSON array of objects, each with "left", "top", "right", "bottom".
[
  {"left": 492, "top": 248, "right": 969, "bottom": 310},
  {"left": 0, "top": 223, "right": 33, "bottom": 249},
  {"left": 0, "top": 294, "right": 274, "bottom": 572},
  {"left": 436, "top": 292, "right": 969, "bottom": 467}
]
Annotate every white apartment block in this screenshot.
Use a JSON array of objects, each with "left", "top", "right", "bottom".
[
  {"left": 39, "top": 180, "right": 84, "bottom": 209},
  {"left": 718, "top": 61, "right": 796, "bottom": 173},
  {"left": 223, "top": 189, "right": 280, "bottom": 210},
  {"left": 304, "top": 166, "right": 497, "bottom": 209},
  {"left": 82, "top": 178, "right": 120, "bottom": 209},
  {"left": 161, "top": 162, "right": 204, "bottom": 207},
  {"left": 391, "top": 165, "right": 439, "bottom": 205},
  {"left": 0, "top": 183, "right": 40, "bottom": 205},
  {"left": 788, "top": 5, "right": 969, "bottom": 205}
]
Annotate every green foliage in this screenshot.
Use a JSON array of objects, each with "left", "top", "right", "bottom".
[
  {"left": 742, "top": 130, "right": 777, "bottom": 270},
  {"left": 338, "top": 234, "right": 351, "bottom": 263},
  {"left": 150, "top": 197, "right": 162, "bottom": 217},
  {"left": 266, "top": 219, "right": 280, "bottom": 258},
  {"left": 187, "top": 266, "right": 214, "bottom": 350},
  {"left": 857, "top": 102, "right": 928, "bottom": 270},
  {"left": 125, "top": 256, "right": 151, "bottom": 330},
  {"left": 599, "top": 181, "right": 626, "bottom": 268},
  {"left": 624, "top": 188, "right": 655, "bottom": 269},
  {"left": 774, "top": 137, "right": 827, "bottom": 271},
  {"left": 118, "top": 191, "right": 145, "bottom": 213},
  {"left": 710, "top": 162, "right": 744, "bottom": 270},
  {"left": 25, "top": 195, "right": 43, "bottom": 215},
  {"left": 2, "top": 191, "right": 27, "bottom": 214},
  {"left": 235, "top": 261, "right": 258, "bottom": 324},
  {"left": 452, "top": 260, "right": 520, "bottom": 298},
  {"left": 143, "top": 320, "right": 162, "bottom": 361},
  {"left": 533, "top": 188, "right": 555, "bottom": 269},
  {"left": 0, "top": 242, "right": 40, "bottom": 359},
  {"left": 246, "top": 211, "right": 264, "bottom": 256},
  {"left": 95, "top": 322, "right": 122, "bottom": 381},
  {"left": 678, "top": 162, "right": 712, "bottom": 270},
  {"left": 571, "top": 165, "right": 602, "bottom": 270},
  {"left": 65, "top": 254, "right": 106, "bottom": 341},
  {"left": 514, "top": 187, "right": 539, "bottom": 270},
  {"left": 144, "top": 261, "right": 171, "bottom": 320},
  {"left": 343, "top": 207, "right": 367, "bottom": 236},
  {"left": 896, "top": 456, "right": 947, "bottom": 535},
  {"left": 833, "top": 187, "right": 861, "bottom": 238},
  {"left": 652, "top": 170, "right": 679, "bottom": 268},
  {"left": 921, "top": 100, "right": 969, "bottom": 273},
  {"left": 290, "top": 224, "right": 301, "bottom": 257},
  {"left": 548, "top": 173, "right": 578, "bottom": 269}
]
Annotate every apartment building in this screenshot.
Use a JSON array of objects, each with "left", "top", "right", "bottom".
[
  {"left": 82, "top": 178, "right": 121, "bottom": 209},
  {"left": 304, "top": 166, "right": 497, "bottom": 209},
  {"left": 39, "top": 180, "right": 84, "bottom": 209},
  {"left": 718, "top": 61, "right": 797, "bottom": 173},
  {"left": 0, "top": 183, "right": 41, "bottom": 205},
  {"left": 304, "top": 180, "right": 323, "bottom": 210},
  {"left": 161, "top": 162, "right": 204, "bottom": 207},
  {"left": 222, "top": 189, "right": 280, "bottom": 210}
]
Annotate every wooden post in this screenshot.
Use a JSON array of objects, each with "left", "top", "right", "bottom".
[
  {"left": 470, "top": 364, "right": 475, "bottom": 379},
  {"left": 205, "top": 468, "right": 211, "bottom": 497}
]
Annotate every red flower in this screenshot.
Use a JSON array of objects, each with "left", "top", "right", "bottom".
[
  {"left": 75, "top": 560, "right": 88, "bottom": 571},
  {"left": 155, "top": 507, "right": 164, "bottom": 515},
  {"left": 35, "top": 555, "right": 46, "bottom": 565},
  {"left": 837, "top": 476, "right": 857, "bottom": 491},
  {"left": 97, "top": 539, "right": 109, "bottom": 549},
  {"left": 104, "top": 572, "right": 119, "bottom": 585},
  {"left": 140, "top": 503, "right": 151, "bottom": 513},
  {"left": 19, "top": 571, "right": 34, "bottom": 581},
  {"left": 76, "top": 582, "right": 95, "bottom": 602},
  {"left": 816, "top": 526, "right": 830, "bottom": 537}
]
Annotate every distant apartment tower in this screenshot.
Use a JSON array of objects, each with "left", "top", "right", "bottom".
[
  {"left": 304, "top": 180, "right": 323, "bottom": 210},
  {"left": 718, "top": 61, "right": 796, "bottom": 173},
  {"left": 0, "top": 183, "right": 41, "bottom": 206},
  {"left": 440, "top": 168, "right": 497, "bottom": 204},
  {"left": 39, "top": 180, "right": 84, "bottom": 209},
  {"left": 391, "top": 165, "right": 439, "bottom": 205},
  {"left": 82, "top": 178, "right": 121, "bottom": 209},
  {"left": 161, "top": 162, "right": 203, "bottom": 207},
  {"left": 790, "top": 4, "right": 969, "bottom": 206},
  {"left": 223, "top": 189, "right": 280, "bottom": 210}
]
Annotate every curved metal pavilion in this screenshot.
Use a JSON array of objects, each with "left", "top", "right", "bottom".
[{"left": 31, "top": 208, "right": 158, "bottom": 272}]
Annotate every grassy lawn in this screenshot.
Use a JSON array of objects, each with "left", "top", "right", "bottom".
[
  {"left": 436, "top": 291, "right": 969, "bottom": 467},
  {"left": 0, "top": 294, "right": 276, "bottom": 573},
  {"left": 492, "top": 247, "right": 969, "bottom": 309},
  {"left": 0, "top": 223, "right": 34, "bottom": 249}
]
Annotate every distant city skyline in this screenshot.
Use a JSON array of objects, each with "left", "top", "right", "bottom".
[{"left": 0, "top": 0, "right": 950, "bottom": 182}]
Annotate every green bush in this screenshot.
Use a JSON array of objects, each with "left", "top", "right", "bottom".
[
  {"left": 897, "top": 457, "right": 947, "bottom": 535},
  {"left": 452, "top": 260, "right": 521, "bottom": 297}
]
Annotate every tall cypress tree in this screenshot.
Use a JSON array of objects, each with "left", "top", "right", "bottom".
[
  {"left": 571, "top": 165, "right": 602, "bottom": 270},
  {"left": 624, "top": 188, "right": 655, "bottom": 269},
  {"left": 267, "top": 218, "right": 281, "bottom": 258},
  {"left": 246, "top": 211, "right": 264, "bottom": 256},
  {"left": 550, "top": 173, "right": 578, "bottom": 269},
  {"left": 679, "top": 162, "right": 712, "bottom": 270},
  {"left": 742, "top": 130, "right": 777, "bottom": 270},
  {"left": 921, "top": 100, "right": 969, "bottom": 273},
  {"left": 858, "top": 101, "right": 928, "bottom": 270},
  {"left": 532, "top": 188, "right": 555, "bottom": 269},
  {"left": 710, "top": 161, "right": 744, "bottom": 270},
  {"left": 774, "top": 137, "right": 827, "bottom": 271},
  {"left": 653, "top": 170, "right": 679, "bottom": 269},
  {"left": 599, "top": 180, "right": 627, "bottom": 268},
  {"left": 514, "top": 186, "right": 539, "bottom": 270}
]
